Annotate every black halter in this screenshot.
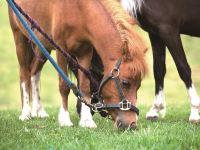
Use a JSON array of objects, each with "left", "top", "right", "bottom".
[{"left": 92, "top": 59, "right": 139, "bottom": 117}]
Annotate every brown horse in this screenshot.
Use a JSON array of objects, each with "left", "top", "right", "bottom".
[{"left": 9, "top": 0, "right": 147, "bottom": 129}]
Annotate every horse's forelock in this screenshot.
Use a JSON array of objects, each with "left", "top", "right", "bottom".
[
  {"left": 100, "top": 0, "right": 146, "bottom": 51},
  {"left": 101, "top": 0, "right": 147, "bottom": 77},
  {"left": 123, "top": 55, "right": 147, "bottom": 80}
]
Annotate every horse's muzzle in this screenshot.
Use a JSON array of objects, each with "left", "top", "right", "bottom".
[{"left": 116, "top": 120, "right": 137, "bottom": 130}]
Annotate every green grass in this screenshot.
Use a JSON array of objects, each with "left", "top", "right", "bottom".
[
  {"left": 1, "top": 1, "right": 200, "bottom": 150},
  {"left": 1, "top": 107, "right": 200, "bottom": 150}
]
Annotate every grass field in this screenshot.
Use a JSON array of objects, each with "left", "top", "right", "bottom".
[{"left": 0, "top": 1, "right": 200, "bottom": 150}]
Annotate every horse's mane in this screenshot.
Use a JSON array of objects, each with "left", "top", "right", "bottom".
[
  {"left": 121, "top": 0, "right": 144, "bottom": 18},
  {"left": 100, "top": 0, "right": 147, "bottom": 77}
]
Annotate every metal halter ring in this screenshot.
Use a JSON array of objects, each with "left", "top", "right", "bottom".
[
  {"left": 111, "top": 67, "right": 120, "bottom": 78},
  {"left": 92, "top": 103, "right": 104, "bottom": 113},
  {"left": 119, "top": 100, "right": 131, "bottom": 111}
]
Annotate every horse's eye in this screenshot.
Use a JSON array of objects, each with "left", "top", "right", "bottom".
[{"left": 121, "top": 80, "right": 131, "bottom": 89}]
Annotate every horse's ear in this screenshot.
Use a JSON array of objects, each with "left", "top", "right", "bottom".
[{"left": 121, "top": 41, "right": 131, "bottom": 60}]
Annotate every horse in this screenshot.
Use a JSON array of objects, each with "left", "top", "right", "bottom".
[
  {"left": 76, "top": 0, "right": 148, "bottom": 118},
  {"left": 120, "top": 0, "right": 200, "bottom": 123},
  {"left": 9, "top": 0, "right": 147, "bottom": 129}
]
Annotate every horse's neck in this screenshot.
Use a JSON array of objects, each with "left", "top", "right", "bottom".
[{"left": 81, "top": 0, "right": 123, "bottom": 71}]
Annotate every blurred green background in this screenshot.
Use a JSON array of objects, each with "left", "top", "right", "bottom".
[{"left": 0, "top": 1, "right": 200, "bottom": 111}]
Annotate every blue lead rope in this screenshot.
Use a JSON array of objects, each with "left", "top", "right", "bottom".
[{"left": 7, "top": 0, "right": 83, "bottom": 98}]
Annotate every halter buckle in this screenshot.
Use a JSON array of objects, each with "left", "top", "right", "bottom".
[
  {"left": 111, "top": 68, "right": 120, "bottom": 78},
  {"left": 92, "top": 103, "right": 104, "bottom": 113},
  {"left": 119, "top": 100, "right": 131, "bottom": 111}
]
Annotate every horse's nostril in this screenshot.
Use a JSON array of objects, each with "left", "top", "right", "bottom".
[
  {"left": 116, "top": 120, "right": 137, "bottom": 130},
  {"left": 116, "top": 120, "right": 123, "bottom": 128},
  {"left": 129, "top": 122, "right": 137, "bottom": 130}
]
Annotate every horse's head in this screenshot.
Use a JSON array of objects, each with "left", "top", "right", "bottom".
[{"left": 95, "top": 54, "right": 146, "bottom": 130}]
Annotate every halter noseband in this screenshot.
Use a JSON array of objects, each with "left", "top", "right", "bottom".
[{"left": 92, "top": 58, "right": 139, "bottom": 116}]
